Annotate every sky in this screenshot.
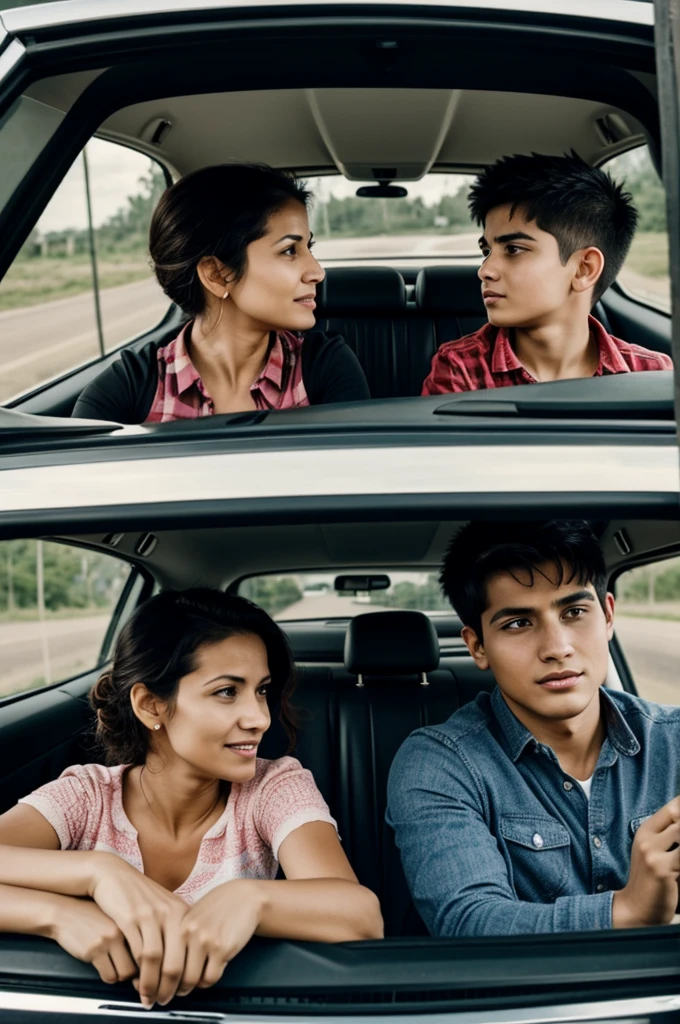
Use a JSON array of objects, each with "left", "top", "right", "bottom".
[{"left": 36, "top": 136, "right": 471, "bottom": 234}]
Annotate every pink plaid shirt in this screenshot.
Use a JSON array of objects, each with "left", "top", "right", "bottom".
[
  {"left": 422, "top": 316, "right": 673, "bottom": 394},
  {"left": 146, "top": 325, "right": 310, "bottom": 423}
]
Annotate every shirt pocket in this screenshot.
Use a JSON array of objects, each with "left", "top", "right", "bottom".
[
  {"left": 500, "top": 814, "right": 571, "bottom": 901},
  {"left": 629, "top": 811, "right": 656, "bottom": 837}
]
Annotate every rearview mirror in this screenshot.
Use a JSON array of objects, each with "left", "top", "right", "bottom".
[{"left": 334, "top": 574, "right": 391, "bottom": 593}]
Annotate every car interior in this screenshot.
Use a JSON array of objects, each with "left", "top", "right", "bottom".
[
  {"left": 1, "top": 515, "right": 679, "bottom": 943},
  {"left": 5, "top": 42, "right": 675, "bottom": 417},
  {"left": 0, "top": 3, "right": 679, "bottom": 1012}
]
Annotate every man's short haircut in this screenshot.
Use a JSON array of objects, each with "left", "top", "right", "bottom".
[
  {"left": 468, "top": 152, "right": 638, "bottom": 302},
  {"left": 439, "top": 520, "right": 608, "bottom": 639}
]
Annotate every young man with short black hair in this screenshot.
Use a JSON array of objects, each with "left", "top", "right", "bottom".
[
  {"left": 387, "top": 521, "right": 680, "bottom": 935},
  {"left": 421, "top": 154, "right": 672, "bottom": 393}
]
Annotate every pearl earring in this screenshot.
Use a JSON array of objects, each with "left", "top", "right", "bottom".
[
  {"left": 153, "top": 724, "right": 161, "bottom": 731},
  {"left": 222, "top": 289, "right": 229, "bottom": 300}
]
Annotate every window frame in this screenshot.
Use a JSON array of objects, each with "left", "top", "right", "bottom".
[{"left": 0, "top": 134, "right": 173, "bottom": 407}]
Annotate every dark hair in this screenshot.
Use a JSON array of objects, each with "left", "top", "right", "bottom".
[
  {"left": 468, "top": 152, "right": 638, "bottom": 302},
  {"left": 439, "top": 520, "right": 608, "bottom": 639},
  {"left": 90, "top": 588, "right": 296, "bottom": 765},
  {"left": 149, "top": 163, "right": 312, "bottom": 316}
]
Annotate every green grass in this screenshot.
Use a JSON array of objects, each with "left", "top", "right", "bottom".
[
  {"left": 0, "top": 606, "right": 113, "bottom": 623},
  {"left": 622, "top": 231, "right": 669, "bottom": 279},
  {"left": 0, "top": 253, "right": 152, "bottom": 312}
]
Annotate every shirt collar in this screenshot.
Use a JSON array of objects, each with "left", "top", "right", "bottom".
[
  {"left": 160, "top": 323, "right": 203, "bottom": 397},
  {"left": 489, "top": 325, "right": 525, "bottom": 378},
  {"left": 161, "top": 327, "right": 300, "bottom": 397},
  {"left": 491, "top": 684, "right": 641, "bottom": 763},
  {"left": 489, "top": 315, "right": 627, "bottom": 380},
  {"left": 589, "top": 315, "right": 630, "bottom": 375}
]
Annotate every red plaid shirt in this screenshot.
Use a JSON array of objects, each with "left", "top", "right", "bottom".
[
  {"left": 146, "top": 325, "right": 310, "bottom": 423},
  {"left": 421, "top": 315, "right": 672, "bottom": 395}
]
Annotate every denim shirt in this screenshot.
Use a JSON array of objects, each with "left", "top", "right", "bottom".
[{"left": 386, "top": 687, "right": 680, "bottom": 936}]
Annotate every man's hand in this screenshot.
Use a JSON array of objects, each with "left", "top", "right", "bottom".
[{"left": 613, "top": 796, "right": 680, "bottom": 928}]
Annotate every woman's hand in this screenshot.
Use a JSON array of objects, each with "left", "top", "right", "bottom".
[
  {"left": 87, "top": 852, "right": 189, "bottom": 1007},
  {"left": 176, "top": 880, "right": 264, "bottom": 996},
  {"left": 48, "top": 894, "right": 138, "bottom": 986}
]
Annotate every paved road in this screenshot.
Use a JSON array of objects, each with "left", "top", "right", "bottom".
[
  {"left": 0, "top": 234, "right": 480, "bottom": 402},
  {"left": 1, "top": 610, "right": 677, "bottom": 707},
  {"left": 615, "top": 615, "right": 680, "bottom": 705},
  {"left": 0, "top": 616, "right": 110, "bottom": 696},
  {"left": 0, "top": 277, "right": 169, "bottom": 402}
]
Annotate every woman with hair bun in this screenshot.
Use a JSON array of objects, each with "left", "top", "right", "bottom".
[
  {"left": 0, "top": 590, "right": 382, "bottom": 1007},
  {"left": 73, "top": 164, "right": 369, "bottom": 422}
]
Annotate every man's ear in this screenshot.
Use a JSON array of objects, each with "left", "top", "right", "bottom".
[
  {"left": 603, "top": 591, "right": 615, "bottom": 642},
  {"left": 571, "top": 246, "right": 605, "bottom": 297},
  {"left": 461, "top": 624, "right": 490, "bottom": 671}
]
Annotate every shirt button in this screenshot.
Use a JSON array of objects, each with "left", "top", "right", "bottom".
[
  {"left": 563, "top": 781, "right": 573, "bottom": 792},
  {"left": 532, "top": 833, "right": 544, "bottom": 849},
  {"left": 593, "top": 836, "right": 602, "bottom": 848},
  {"left": 596, "top": 884, "right": 605, "bottom": 892}
]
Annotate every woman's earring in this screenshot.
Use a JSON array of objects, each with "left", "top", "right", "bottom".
[
  {"left": 222, "top": 288, "right": 229, "bottom": 300},
  {"left": 153, "top": 723, "right": 161, "bottom": 731}
]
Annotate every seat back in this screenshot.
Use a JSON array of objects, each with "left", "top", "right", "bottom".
[{"left": 316, "top": 267, "right": 437, "bottom": 398}]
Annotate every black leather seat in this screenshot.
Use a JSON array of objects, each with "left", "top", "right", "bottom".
[
  {"left": 261, "top": 610, "right": 497, "bottom": 934},
  {"left": 316, "top": 267, "right": 437, "bottom": 399},
  {"left": 415, "top": 265, "right": 487, "bottom": 346}
]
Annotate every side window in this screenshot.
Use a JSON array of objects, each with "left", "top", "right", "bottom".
[
  {"left": 604, "top": 146, "right": 670, "bottom": 313},
  {"left": 0, "top": 540, "right": 134, "bottom": 701},
  {"left": 615, "top": 555, "right": 680, "bottom": 705},
  {"left": 0, "top": 139, "right": 169, "bottom": 403}
]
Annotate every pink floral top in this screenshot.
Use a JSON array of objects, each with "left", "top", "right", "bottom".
[
  {"left": 146, "top": 325, "right": 310, "bottom": 423},
  {"left": 19, "top": 757, "right": 336, "bottom": 904}
]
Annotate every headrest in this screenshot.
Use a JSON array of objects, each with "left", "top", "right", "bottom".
[
  {"left": 344, "top": 611, "right": 440, "bottom": 676},
  {"left": 317, "top": 267, "right": 406, "bottom": 316},
  {"left": 415, "top": 265, "right": 486, "bottom": 315}
]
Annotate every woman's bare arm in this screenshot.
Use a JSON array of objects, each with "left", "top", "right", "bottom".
[{"left": 255, "top": 821, "right": 383, "bottom": 941}]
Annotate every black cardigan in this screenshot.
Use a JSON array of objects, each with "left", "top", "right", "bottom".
[{"left": 72, "top": 330, "right": 370, "bottom": 423}]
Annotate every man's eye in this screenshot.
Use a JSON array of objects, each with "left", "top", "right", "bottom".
[
  {"left": 503, "top": 618, "right": 531, "bottom": 630},
  {"left": 480, "top": 247, "right": 490, "bottom": 259},
  {"left": 565, "top": 607, "right": 586, "bottom": 619},
  {"left": 506, "top": 245, "right": 524, "bottom": 256}
]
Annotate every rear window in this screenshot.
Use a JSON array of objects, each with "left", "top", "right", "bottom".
[
  {"left": 238, "top": 571, "right": 450, "bottom": 620},
  {"left": 308, "top": 173, "right": 477, "bottom": 262}
]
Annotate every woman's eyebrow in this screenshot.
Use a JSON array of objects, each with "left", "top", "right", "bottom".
[
  {"left": 203, "top": 674, "right": 273, "bottom": 686},
  {"left": 272, "top": 233, "right": 303, "bottom": 246}
]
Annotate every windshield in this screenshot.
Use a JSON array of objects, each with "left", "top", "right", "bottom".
[
  {"left": 308, "top": 173, "right": 478, "bottom": 262},
  {"left": 238, "top": 571, "right": 450, "bottom": 620}
]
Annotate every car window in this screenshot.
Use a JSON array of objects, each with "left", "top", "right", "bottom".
[
  {"left": 604, "top": 146, "right": 670, "bottom": 313},
  {"left": 614, "top": 555, "right": 680, "bottom": 705},
  {"left": 308, "top": 173, "right": 476, "bottom": 262},
  {"left": 0, "top": 139, "right": 170, "bottom": 403},
  {"left": 239, "top": 570, "right": 450, "bottom": 620},
  {"left": 0, "top": 539, "right": 135, "bottom": 701}
]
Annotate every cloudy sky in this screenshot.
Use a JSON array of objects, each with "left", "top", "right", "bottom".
[{"left": 38, "top": 137, "right": 472, "bottom": 234}]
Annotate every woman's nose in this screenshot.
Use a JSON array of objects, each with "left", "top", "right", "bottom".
[{"left": 303, "top": 253, "right": 325, "bottom": 283}]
